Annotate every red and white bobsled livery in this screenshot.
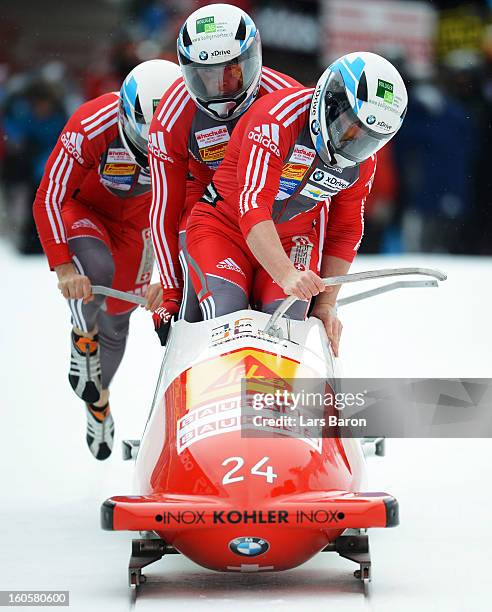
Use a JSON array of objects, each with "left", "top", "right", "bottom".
[{"left": 101, "top": 268, "right": 445, "bottom": 587}]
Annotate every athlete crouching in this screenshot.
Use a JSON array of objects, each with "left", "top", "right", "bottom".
[
  {"left": 33, "top": 60, "right": 181, "bottom": 460},
  {"left": 186, "top": 53, "right": 408, "bottom": 356}
]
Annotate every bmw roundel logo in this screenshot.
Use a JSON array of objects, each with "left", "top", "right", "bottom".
[
  {"left": 313, "top": 170, "right": 324, "bottom": 181},
  {"left": 311, "top": 119, "right": 320, "bottom": 135},
  {"left": 199, "top": 51, "right": 209, "bottom": 61},
  {"left": 229, "top": 536, "right": 270, "bottom": 557},
  {"left": 366, "top": 115, "right": 376, "bottom": 125}
]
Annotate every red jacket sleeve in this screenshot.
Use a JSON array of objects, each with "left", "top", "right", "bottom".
[
  {"left": 32, "top": 93, "right": 118, "bottom": 269},
  {"left": 148, "top": 78, "right": 193, "bottom": 292},
  {"left": 323, "top": 155, "right": 377, "bottom": 262},
  {"left": 235, "top": 104, "right": 293, "bottom": 238}
]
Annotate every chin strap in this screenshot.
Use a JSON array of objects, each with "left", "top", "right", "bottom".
[{"left": 326, "top": 140, "right": 338, "bottom": 166}]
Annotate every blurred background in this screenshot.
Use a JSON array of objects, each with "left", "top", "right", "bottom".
[{"left": 1, "top": 0, "right": 491, "bottom": 256}]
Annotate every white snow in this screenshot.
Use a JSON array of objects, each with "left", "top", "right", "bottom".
[{"left": 1, "top": 241, "right": 491, "bottom": 611}]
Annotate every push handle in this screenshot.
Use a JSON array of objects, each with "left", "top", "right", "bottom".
[
  {"left": 263, "top": 267, "right": 447, "bottom": 335},
  {"left": 91, "top": 285, "right": 147, "bottom": 306}
]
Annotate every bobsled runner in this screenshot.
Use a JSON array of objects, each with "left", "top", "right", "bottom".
[{"left": 99, "top": 267, "right": 446, "bottom": 588}]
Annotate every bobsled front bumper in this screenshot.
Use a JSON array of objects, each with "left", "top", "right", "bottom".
[{"left": 101, "top": 491, "right": 398, "bottom": 532}]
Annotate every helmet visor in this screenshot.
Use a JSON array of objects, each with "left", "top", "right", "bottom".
[
  {"left": 323, "top": 70, "right": 393, "bottom": 165},
  {"left": 180, "top": 37, "right": 261, "bottom": 102}
]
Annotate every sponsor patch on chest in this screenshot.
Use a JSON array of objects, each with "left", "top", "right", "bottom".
[
  {"left": 105, "top": 148, "right": 134, "bottom": 164},
  {"left": 103, "top": 163, "right": 136, "bottom": 176},
  {"left": 299, "top": 184, "right": 332, "bottom": 201},
  {"left": 289, "top": 144, "right": 316, "bottom": 165},
  {"left": 309, "top": 168, "right": 351, "bottom": 191},
  {"left": 195, "top": 126, "right": 230, "bottom": 165},
  {"left": 277, "top": 162, "right": 310, "bottom": 200}
]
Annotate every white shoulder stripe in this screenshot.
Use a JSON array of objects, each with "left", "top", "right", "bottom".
[
  {"left": 82, "top": 107, "right": 118, "bottom": 134},
  {"left": 166, "top": 91, "right": 191, "bottom": 133},
  {"left": 80, "top": 98, "right": 118, "bottom": 126},
  {"left": 282, "top": 103, "right": 310, "bottom": 127},
  {"left": 269, "top": 88, "right": 312, "bottom": 117},
  {"left": 275, "top": 93, "right": 312, "bottom": 121},
  {"left": 87, "top": 116, "right": 119, "bottom": 140},
  {"left": 262, "top": 67, "right": 293, "bottom": 88},
  {"left": 260, "top": 83, "right": 274, "bottom": 94},
  {"left": 158, "top": 82, "right": 186, "bottom": 124},
  {"left": 157, "top": 81, "right": 186, "bottom": 122}
]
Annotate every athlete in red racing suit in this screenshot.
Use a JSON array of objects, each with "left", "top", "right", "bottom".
[
  {"left": 185, "top": 50, "right": 408, "bottom": 356},
  {"left": 148, "top": 66, "right": 300, "bottom": 326},
  {"left": 148, "top": 3, "right": 301, "bottom": 338},
  {"left": 185, "top": 87, "right": 376, "bottom": 355},
  {"left": 33, "top": 60, "right": 181, "bottom": 460}
]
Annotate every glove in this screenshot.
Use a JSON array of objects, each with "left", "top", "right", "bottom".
[{"left": 152, "top": 299, "right": 180, "bottom": 346}]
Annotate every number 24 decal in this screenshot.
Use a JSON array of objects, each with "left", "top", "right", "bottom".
[{"left": 222, "top": 456, "right": 277, "bottom": 485}]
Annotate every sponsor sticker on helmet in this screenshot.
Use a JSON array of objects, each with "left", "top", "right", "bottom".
[
  {"left": 196, "top": 16, "right": 216, "bottom": 34},
  {"left": 366, "top": 115, "right": 376, "bottom": 125},
  {"left": 376, "top": 79, "right": 394, "bottom": 103}
]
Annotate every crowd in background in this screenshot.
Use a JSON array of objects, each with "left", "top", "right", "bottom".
[{"left": 1, "top": 0, "right": 491, "bottom": 255}]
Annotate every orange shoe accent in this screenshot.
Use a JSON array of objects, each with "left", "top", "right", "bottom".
[
  {"left": 75, "top": 336, "right": 99, "bottom": 354},
  {"left": 89, "top": 404, "right": 110, "bottom": 422}
]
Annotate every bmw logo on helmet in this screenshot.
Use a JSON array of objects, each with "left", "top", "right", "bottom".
[
  {"left": 199, "top": 50, "right": 209, "bottom": 61},
  {"left": 313, "top": 170, "right": 324, "bottom": 181},
  {"left": 311, "top": 119, "right": 320, "bottom": 135},
  {"left": 366, "top": 115, "right": 376, "bottom": 125},
  {"left": 229, "top": 536, "right": 270, "bottom": 557}
]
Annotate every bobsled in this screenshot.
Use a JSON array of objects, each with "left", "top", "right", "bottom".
[{"left": 100, "top": 267, "right": 445, "bottom": 587}]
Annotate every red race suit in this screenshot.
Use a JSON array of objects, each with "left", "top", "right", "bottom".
[
  {"left": 33, "top": 92, "right": 156, "bottom": 314},
  {"left": 148, "top": 67, "right": 301, "bottom": 303},
  {"left": 185, "top": 87, "right": 376, "bottom": 312}
]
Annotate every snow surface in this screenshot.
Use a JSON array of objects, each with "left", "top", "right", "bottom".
[{"left": 1, "top": 241, "right": 491, "bottom": 611}]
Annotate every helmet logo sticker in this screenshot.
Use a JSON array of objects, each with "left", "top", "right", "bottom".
[
  {"left": 196, "top": 16, "right": 216, "bottom": 34},
  {"left": 376, "top": 79, "right": 394, "bottom": 103},
  {"left": 199, "top": 51, "right": 209, "bottom": 61},
  {"left": 366, "top": 115, "right": 376, "bottom": 125},
  {"left": 211, "top": 49, "right": 231, "bottom": 57}
]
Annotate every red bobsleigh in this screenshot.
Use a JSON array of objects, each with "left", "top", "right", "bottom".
[{"left": 100, "top": 268, "right": 445, "bottom": 587}]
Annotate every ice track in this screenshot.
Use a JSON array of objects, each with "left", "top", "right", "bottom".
[{"left": 1, "top": 241, "right": 491, "bottom": 611}]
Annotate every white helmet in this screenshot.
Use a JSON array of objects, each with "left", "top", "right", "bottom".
[
  {"left": 177, "top": 3, "right": 262, "bottom": 121},
  {"left": 119, "top": 59, "right": 181, "bottom": 169},
  {"left": 309, "top": 52, "right": 408, "bottom": 168}
]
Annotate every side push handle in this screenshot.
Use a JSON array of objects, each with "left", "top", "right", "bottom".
[
  {"left": 91, "top": 285, "right": 147, "bottom": 306},
  {"left": 264, "top": 267, "right": 447, "bottom": 335}
]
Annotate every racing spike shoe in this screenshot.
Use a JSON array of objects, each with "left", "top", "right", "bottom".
[
  {"left": 85, "top": 403, "right": 114, "bottom": 461},
  {"left": 69, "top": 331, "right": 102, "bottom": 403}
]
